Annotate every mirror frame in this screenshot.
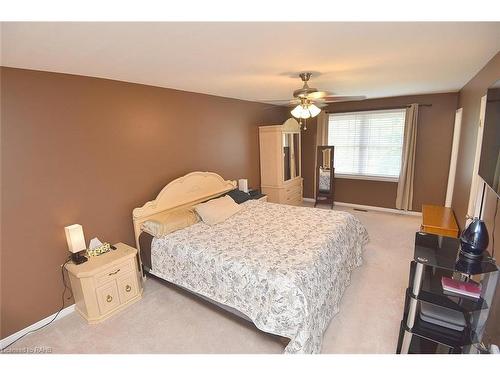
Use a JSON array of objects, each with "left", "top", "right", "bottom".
[{"left": 314, "top": 146, "right": 335, "bottom": 208}]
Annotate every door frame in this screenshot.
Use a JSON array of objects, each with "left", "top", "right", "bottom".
[
  {"left": 445, "top": 108, "right": 463, "bottom": 207},
  {"left": 466, "top": 94, "right": 487, "bottom": 224}
]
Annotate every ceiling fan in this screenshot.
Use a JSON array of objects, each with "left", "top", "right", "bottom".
[{"left": 263, "top": 72, "right": 366, "bottom": 128}]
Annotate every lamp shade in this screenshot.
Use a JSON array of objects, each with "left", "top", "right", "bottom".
[
  {"left": 291, "top": 103, "right": 321, "bottom": 119},
  {"left": 64, "top": 224, "right": 86, "bottom": 253},
  {"left": 291, "top": 105, "right": 302, "bottom": 118},
  {"left": 308, "top": 104, "right": 321, "bottom": 117},
  {"left": 300, "top": 107, "right": 311, "bottom": 119}
]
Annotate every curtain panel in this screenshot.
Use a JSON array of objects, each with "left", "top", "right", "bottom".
[{"left": 396, "top": 104, "right": 419, "bottom": 210}]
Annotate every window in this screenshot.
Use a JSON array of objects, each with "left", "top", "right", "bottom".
[{"left": 328, "top": 109, "right": 406, "bottom": 181}]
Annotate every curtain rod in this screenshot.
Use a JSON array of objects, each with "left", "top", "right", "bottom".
[{"left": 324, "top": 104, "right": 432, "bottom": 113}]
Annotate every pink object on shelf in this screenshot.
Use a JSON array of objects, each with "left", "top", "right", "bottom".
[{"left": 441, "top": 277, "right": 482, "bottom": 299}]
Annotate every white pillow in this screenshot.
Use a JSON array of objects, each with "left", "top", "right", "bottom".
[
  {"left": 142, "top": 208, "right": 199, "bottom": 238},
  {"left": 194, "top": 195, "right": 242, "bottom": 225}
]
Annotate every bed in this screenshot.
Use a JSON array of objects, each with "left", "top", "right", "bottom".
[{"left": 133, "top": 172, "right": 368, "bottom": 354}]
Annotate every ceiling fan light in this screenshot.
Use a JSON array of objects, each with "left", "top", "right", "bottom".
[
  {"left": 300, "top": 106, "right": 311, "bottom": 119},
  {"left": 308, "top": 104, "right": 321, "bottom": 117},
  {"left": 291, "top": 105, "right": 303, "bottom": 118}
]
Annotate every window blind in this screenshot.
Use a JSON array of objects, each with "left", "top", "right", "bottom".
[{"left": 328, "top": 108, "right": 406, "bottom": 180}]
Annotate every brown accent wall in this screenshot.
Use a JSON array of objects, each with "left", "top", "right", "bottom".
[
  {"left": 451, "top": 51, "right": 500, "bottom": 348},
  {"left": 301, "top": 93, "right": 459, "bottom": 211},
  {"left": 0, "top": 67, "right": 288, "bottom": 339},
  {"left": 453, "top": 52, "right": 500, "bottom": 230}
]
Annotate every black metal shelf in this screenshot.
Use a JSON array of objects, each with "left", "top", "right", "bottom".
[
  {"left": 399, "top": 290, "right": 476, "bottom": 350},
  {"left": 414, "top": 289, "right": 487, "bottom": 313},
  {"left": 397, "top": 233, "right": 498, "bottom": 354},
  {"left": 408, "top": 263, "right": 488, "bottom": 313},
  {"left": 414, "top": 232, "right": 497, "bottom": 275},
  {"left": 397, "top": 321, "right": 464, "bottom": 354},
  {"left": 403, "top": 314, "right": 473, "bottom": 349}
]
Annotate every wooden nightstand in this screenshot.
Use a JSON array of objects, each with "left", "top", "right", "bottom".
[
  {"left": 249, "top": 192, "right": 268, "bottom": 202},
  {"left": 65, "top": 243, "right": 143, "bottom": 324}
]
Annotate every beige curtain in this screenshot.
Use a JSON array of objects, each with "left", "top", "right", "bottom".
[
  {"left": 316, "top": 111, "right": 329, "bottom": 146},
  {"left": 396, "top": 104, "right": 419, "bottom": 210},
  {"left": 314, "top": 112, "right": 329, "bottom": 198}
]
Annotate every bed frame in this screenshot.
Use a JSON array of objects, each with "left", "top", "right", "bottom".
[
  {"left": 131, "top": 171, "right": 258, "bottom": 323},
  {"left": 131, "top": 171, "right": 292, "bottom": 345},
  {"left": 132, "top": 171, "right": 237, "bottom": 276}
]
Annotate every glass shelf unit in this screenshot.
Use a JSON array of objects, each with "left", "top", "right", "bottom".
[
  {"left": 397, "top": 232, "right": 498, "bottom": 354},
  {"left": 414, "top": 232, "right": 497, "bottom": 275},
  {"left": 408, "top": 262, "right": 488, "bottom": 313}
]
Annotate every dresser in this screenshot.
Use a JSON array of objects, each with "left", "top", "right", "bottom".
[
  {"left": 259, "top": 118, "right": 303, "bottom": 205},
  {"left": 65, "top": 243, "right": 143, "bottom": 323}
]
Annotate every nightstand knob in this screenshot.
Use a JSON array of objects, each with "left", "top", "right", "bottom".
[
  {"left": 125, "top": 285, "right": 131, "bottom": 292},
  {"left": 106, "top": 295, "right": 113, "bottom": 303}
]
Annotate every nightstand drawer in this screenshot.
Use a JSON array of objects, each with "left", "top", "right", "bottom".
[
  {"left": 96, "top": 281, "right": 120, "bottom": 315},
  {"left": 117, "top": 272, "right": 139, "bottom": 304},
  {"left": 95, "top": 260, "right": 133, "bottom": 286}
]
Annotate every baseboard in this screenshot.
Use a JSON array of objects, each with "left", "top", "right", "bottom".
[
  {"left": 0, "top": 304, "right": 75, "bottom": 350},
  {"left": 303, "top": 198, "right": 422, "bottom": 216}
]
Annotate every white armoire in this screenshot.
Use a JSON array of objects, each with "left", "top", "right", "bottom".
[{"left": 259, "top": 118, "right": 303, "bottom": 205}]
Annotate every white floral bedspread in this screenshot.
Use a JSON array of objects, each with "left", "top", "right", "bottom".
[{"left": 150, "top": 200, "right": 368, "bottom": 354}]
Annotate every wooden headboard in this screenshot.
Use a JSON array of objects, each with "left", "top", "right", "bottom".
[{"left": 132, "top": 171, "right": 236, "bottom": 253}]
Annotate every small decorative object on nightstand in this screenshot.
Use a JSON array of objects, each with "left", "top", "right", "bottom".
[{"left": 65, "top": 243, "right": 143, "bottom": 323}]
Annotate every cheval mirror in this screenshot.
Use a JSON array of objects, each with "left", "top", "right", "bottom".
[
  {"left": 283, "top": 132, "right": 300, "bottom": 182},
  {"left": 314, "top": 146, "right": 335, "bottom": 208}
]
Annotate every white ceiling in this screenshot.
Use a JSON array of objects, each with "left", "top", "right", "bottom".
[{"left": 1, "top": 22, "right": 499, "bottom": 102}]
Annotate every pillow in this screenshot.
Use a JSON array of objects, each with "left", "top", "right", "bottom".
[
  {"left": 142, "top": 208, "right": 199, "bottom": 238},
  {"left": 194, "top": 195, "right": 242, "bottom": 225},
  {"left": 225, "top": 189, "right": 251, "bottom": 204}
]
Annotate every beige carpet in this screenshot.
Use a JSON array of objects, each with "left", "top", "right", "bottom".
[{"left": 7, "top": 203, "right": 421, "bottom": 353}]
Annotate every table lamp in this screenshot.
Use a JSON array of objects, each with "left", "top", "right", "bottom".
[
  {"left": 65, "top": 224, "right": 88, "bottom": 264},
  {"left": 459, "top": 217, "right": 489, "bottom": 261},
  {"left": 238, "top": 179, "right": 248, "bottom": 193}
]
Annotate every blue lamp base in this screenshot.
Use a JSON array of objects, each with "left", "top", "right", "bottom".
[{"left": 459, "top": 218, "right": 489, "bottom": 262}]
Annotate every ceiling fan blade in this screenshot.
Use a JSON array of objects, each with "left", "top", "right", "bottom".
[
  {"left": 262, "top": 105, "right": 287, "bottom": 111},
  {"left": 318, "top": 95, "right": 367, "bottom": 102},
  {"left": 307, "top": 90, "right": 334, "bottom": 99},
  {"left": 259, "top": 99, "right": 300, "bottom": 104},
  {"left": 259, "top": 99, "right": 293, "bottom": 103}
]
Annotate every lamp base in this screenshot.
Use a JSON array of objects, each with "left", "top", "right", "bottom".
[
  {"left": 456, "top": 254, "right": 484, "bottom": 275},
  {"left": 459, "top": 249, "right": 484, "bottom": 261},
  {"left": 71, "top": 252, "right": 88, "bottom": 265}
]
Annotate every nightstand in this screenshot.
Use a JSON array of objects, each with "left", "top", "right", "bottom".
[
  {"left": 65, "top": 243, "right": 143, "bottom": 324},
  {"left": 255, "top": 194, "right": 268, "bottom": 202},
  {"left": 249, "top": 191, "right": 268, "bottom": 202}
]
